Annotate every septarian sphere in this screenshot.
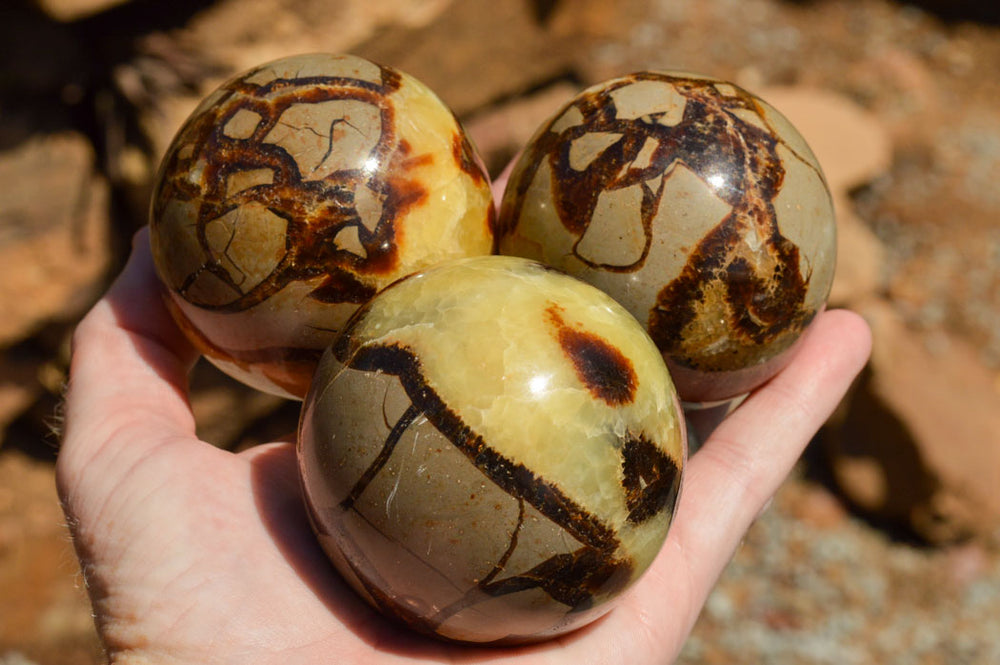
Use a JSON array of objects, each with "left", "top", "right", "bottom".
[
  {"left": 498, "top": 72, "right": 836, "bottom": 403},
  {"left": 150, "top": 53, "right": 495, "bottom": 398},
  {"left": 298, "top": 255, "right": 686, "bottom": 644}
]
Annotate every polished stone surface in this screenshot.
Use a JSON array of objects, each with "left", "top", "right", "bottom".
[
  {"left": 299, "top": 255, "right": 685, "bottom": 643},
  {"left": 498, "top": 72, "right": 836, "bottom": 402},
  {"left": 150, "top": 53, "right": 495, "bottom": 398}
]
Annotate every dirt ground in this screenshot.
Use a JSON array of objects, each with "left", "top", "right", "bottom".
[{"left": 1, "top": 0, "right": 999, "bottom": 662}]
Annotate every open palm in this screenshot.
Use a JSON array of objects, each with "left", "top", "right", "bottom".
[{"left": 56, "top": 228, "right": 870, "bottom": 664}]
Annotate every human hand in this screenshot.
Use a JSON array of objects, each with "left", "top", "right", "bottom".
[{"left": 57, "top": 226, "right": 870, "bottom": 664}]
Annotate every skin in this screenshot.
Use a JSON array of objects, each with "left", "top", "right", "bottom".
[{"left": 56, "top": 170, "right": 871, "bottom": 663}]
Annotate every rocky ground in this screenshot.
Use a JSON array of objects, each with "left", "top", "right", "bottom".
[{"left": 2, "top": 0, "right": 999, "bottom": 662}]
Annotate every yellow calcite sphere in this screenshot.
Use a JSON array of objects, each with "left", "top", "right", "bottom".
[
  {"left": 298, "top": 255, "right": 686, "bottom": 644},
  {"left": 150, "top": 53, "right": 495, "bottom": 399},
  {"left": 498, "top": 72, "right": 836, "bottom": 403}
]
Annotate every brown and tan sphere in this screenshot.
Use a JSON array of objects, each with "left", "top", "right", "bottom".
[
  {"left": 498, "top": 72, "right": 836, "bottom": 403},
  {"left": 298, "top": 255, "right": 686, "bottom": 644},
  {"left": 150, "top": 53, "right": 495, "bottom": 399}
]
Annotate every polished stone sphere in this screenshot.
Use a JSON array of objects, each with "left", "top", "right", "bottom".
[
  {"left": 150, "top": 53, "right": 495, "bottom": 399},
  {"left": 298, "top": 255, "right": 686, "bottom": 644},
  {"left": 498, "top": 72, "right": 836, "bottom": 403}
]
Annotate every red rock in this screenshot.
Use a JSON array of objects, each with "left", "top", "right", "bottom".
[
  {"left": 137, "top": 1, "right": 460, "bottom": 160},
  {"left": 354, "top": 0, "right": 576, "bottom": 115},
  {"left": 0, "top": 132, "right": 111, "bottom": 347},
  {"left": 0, "top": 354, "right": 42, "bottom": 435},
  {"left": 821, "top": 301, "right": 1000, "bottom": 543},
  {"left": 31, "top": 0, "right": 132, "bottom": 22},
  {"left": 0, "top": 451, "right": 101, "bottom": 655}
]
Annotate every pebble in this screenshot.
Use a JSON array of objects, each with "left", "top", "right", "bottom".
[{"left": 678, "top": 477, "right": 1000, "bottom": 664}]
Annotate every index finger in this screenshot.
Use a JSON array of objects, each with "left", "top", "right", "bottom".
[{"left": 669, "top": 308, "right": 871, "bottom": 582}]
